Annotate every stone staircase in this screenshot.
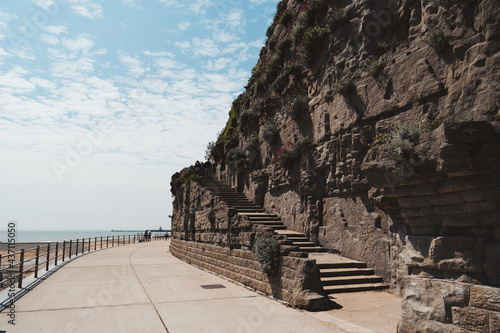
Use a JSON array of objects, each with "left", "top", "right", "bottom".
[{"left": 202, "top": 179, "right": 389, "bottom": 294}]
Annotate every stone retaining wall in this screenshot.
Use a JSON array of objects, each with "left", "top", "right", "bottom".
[
  {"left": 170, "top": 239, "right": 329, "bottom": 310},
  {"left": 399, "top": 277, "right": 500, "bottom": 332}
]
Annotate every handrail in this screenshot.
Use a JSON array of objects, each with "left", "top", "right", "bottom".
[{"left": 0, "top": 233, "right": 164, "bottom": 289}]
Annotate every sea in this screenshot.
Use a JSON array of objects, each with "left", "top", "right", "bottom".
[{"left": 0, "top": 230, "right": 157, "bottom": 243}]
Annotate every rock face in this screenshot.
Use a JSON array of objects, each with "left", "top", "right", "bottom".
[{"left": 171, "top": 0, "right": 500, "bottom": 331}]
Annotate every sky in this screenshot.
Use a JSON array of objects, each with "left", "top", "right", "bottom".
[{"left": 0, "top": 0, "right": 280, "bottom": 232}]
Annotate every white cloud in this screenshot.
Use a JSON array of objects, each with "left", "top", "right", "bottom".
[
  {"left": 192, "top": 38, "right": 220, "bottom": 57},
  {"left": 31, "top": 0, "right": 55, "bottom": 10},
  {"left": 142, "top": 51, "right": 175, "bottom": 58},
  {"left": 122, "top": 0, "right": 143, "bottom": 9},
  {"left": 174, "top": 41, "right": 191, "bottom": 50},
  {"left": 188, "top": 0, "right": 212, "bottom": 15},
  {"left": 0, "top": 10, "right": 18, "bottom": 41},
  {"left": 43, "top": 25, "right": 68, "bottom": 35},
  {"left": 40, "top": 34, "right": 60, "bottom": 45},
  {"left": 67, "top": 0, "right": 104, "bottom": 19},
  {"left": 177, "top": 21, "right": 191, "bottom": 31},
  {"left": 158, "top": 0, "right": 178, "bottom": 7},
  {"left": 61, "top": 33, "right": 95, "bottom": 54},
  {"left": 118, "top": 53, "right": 145, "bottom": 77}
]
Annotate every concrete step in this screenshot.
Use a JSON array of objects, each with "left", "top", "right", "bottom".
[
  {"left": 275, "top": 232, "right": 307, "bottom": 238},
  {"left": 320, "top": 268, "right": 375, "bottom": 278},
  {"left": 291, "top": 242, "right": 316, "bottom": 247},
  {"left": 236, "top": 208, "right": 265, "bottom": 213},
  {"left": 298, "top": 247, "right": 327, "bottom": 253},
  {"left": 287, "top": 237, "right": 310, "bottom": 242},
  {"left": 247, "top": 216, "right": 281, "bottom": 221},
  {"left": 320, "top": 275, "right": 384, "bottom": 286},
  {"left": 324, "top": 283, "right": 389, "bottom": 294},
  {"left": 316, "top": 262, "right": 367, "bottom": 270},
  {"left": 266, "top": 225, "right": 287, "bottom": 230},
  {"left": 252, "top": 221, "right": 284, "bottom": 226}
]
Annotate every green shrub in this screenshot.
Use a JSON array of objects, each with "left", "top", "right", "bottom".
[
  {"left": 328, "top": 8, "right": 348, "bottom": 31},
  {"left": 370, "top": 119, "right": 444, "bottom": 161},
  {"left": 334, "top": 77, "right": 354, "bottom": 95},
  {"left": 298, "top": 26, "right": 328, "bottom": 66},
  {"left": 285, "top": 89, "right": 308, "bottom": 120},
  {"left": 276, "top": 137, "right": 311, "bottom": 168},
  {"left": 170, "top": 167, "right": 199, "bottom": 197},
  {"left": 363, "top": 56, "right": 383, "bottom": 77},
  {"left": 239, "top": 109, "right": 259, "bottom": 129},
  {"left": 280, "top": 9, "right": 294, "bottom": 26},
  {"left": 254, "top": 236, "right": 280, "bottom": 275},
  {"left": 260, "top": 121, "right": 278, "bottom": 143},
  {"left": 425, "top": 27, "right": 446, "bottom": 52},
  {"left": 226, "top": 147, "right": 247, "bottom": 171}
]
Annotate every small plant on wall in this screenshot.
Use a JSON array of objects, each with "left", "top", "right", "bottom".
[
  {"left": 276, "top": 137, "right": 311, "bottom": 169},
  {"left": 254, "top": 236, "right": 280, "bottom": 275}
]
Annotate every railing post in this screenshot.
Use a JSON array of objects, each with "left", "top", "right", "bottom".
[
  {"left": 133, "top": 235, "right": 136, "bottom": 243},
  {"left": 88, "top": 237, "right": 91, "bottom": 252},
  {"left": 62, "top": 241, "right": 66, "bottom": 262},
  {"left": 34, "top": 246, "right": 40, "bottom": 278},
  {"left": 76, "top": 239, "right": 79, "bottom": 256},
  {"left": 18, "top": 249, "right": 25, "bottom": 288},
  {"left": 100, "top": 236, "right": 103, "bottom": 249},
  {"left": 46, "top": 243, "right": 51, "bottom": 271},
  {"left": 69, "top": 240, "right": 72, "bottom": 258},
  {"left": 94, "top": 237, "right": 97, "bottom": 251},
  {"left": 81, "top": 238, "right": 85, "bottom": 254},
  {"left": 128, "top": 235, "right": 131, "bottom": 244},
  {"left": 55, "top": 243, "right": 59, "bottom": 266},
  {"left": 106, "top": 236, "right": 109, "bottom": 248},
  {"left": 112, "top": 236, "right": 114, "bottom": 247}
]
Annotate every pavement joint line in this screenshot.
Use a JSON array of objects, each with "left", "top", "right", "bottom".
[
  {"left": 303, "top": 311, "right": 375, "bottom": 333},
  {"left": 151, "top": 295, "right": 259, "bottom": 306},
  {"left": 15, "top": 302, "right": 153, "bottom": 313},
  {"left": 128, "top": 244, "right": 170, "bottom": 333}
]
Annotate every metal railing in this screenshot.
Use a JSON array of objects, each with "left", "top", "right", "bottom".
[{"left": 0, "top": 233, "right": 163, "bottom": 289}]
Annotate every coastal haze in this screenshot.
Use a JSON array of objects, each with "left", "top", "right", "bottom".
[{"left": 0, "top": 0, "right": 280, "bottom": 232}]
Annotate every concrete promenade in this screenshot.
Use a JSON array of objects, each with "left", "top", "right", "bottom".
[{"left": 0, "top": 240, "right": 401, "bottom": 332}]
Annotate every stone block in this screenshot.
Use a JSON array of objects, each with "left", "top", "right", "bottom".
[
  {"left": 485, "top": 244, "right": 500, "bottom": 261},
  {"left": 485, "top": 261, "right": 500, "bottom": 278},
  {"left": 406, "top": 215, "right": 443, "bottom": 227},
  {"left": 442, "top": 122, "right": 497, "bottom": 145},
  {"left": 438, "top": 176, "right": 489, "bottom": 193},
  {"left": 461, "top": 188, "right": 500, "bottom": 203},
  {"left": 470, "top": 285, "right": 500, "bottom": 312},
  {"left": 435, "top": 203, "right": 477, "bottom": 216},
  {"left": 490, "top": 311, "right": 500, "bottom": 333},
  {"left": 385, "top": 183, "right": 439, "bottom": 198},
  {"left": 478, "top": 212, "right": 500, "bottom": 226},
  {"left": 399, "top": 193, "right": 464, "bottom": 209},
  {"left": 402, "top": 277, "right": 470, "bottom": 323},
  {"left": 401, "top": 207, "right": 436, "bottom": 218},
  {"left": 452, "top": 307, "right": 489, "bottom": 332},
  {"left": 442, "top": 214, "right": 479, "bottom": 227}
]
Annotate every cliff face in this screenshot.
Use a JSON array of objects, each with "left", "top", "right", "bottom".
[{"left": 173, "top": 0, "right": 500, "bottom": 331}]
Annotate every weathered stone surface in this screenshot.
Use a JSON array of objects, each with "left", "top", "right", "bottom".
[
  {"left": 470, "top": 285, "right": 500, "bottom": 312},
  {"left": 452, "top": 307, "right": 489, "bottom": 332},
  {"left": 402, "top": 277, "right": 470, "bottom": 323},
  {"left": 490, "top": 311, "right": 500, "bottom": 333}
]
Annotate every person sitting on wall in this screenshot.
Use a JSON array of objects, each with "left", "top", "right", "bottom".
[
  {"left": 204, "top": 160, "right": 212, "bottom": 177},
  {"left": 194, "top": 160, "right": 202, "bottom": 177}
]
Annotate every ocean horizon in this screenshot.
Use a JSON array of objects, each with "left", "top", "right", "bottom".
[{"left": 0, "top": 229, "right": 167, "bottom": 243}]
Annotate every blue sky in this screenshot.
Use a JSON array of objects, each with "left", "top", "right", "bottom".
[{"left": 0, "top": 0, "right": 279, "bottom": 231}]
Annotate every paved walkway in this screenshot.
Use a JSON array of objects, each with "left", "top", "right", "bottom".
[{"left": 0, "top": 241, "right": 401, "bottom": 333}]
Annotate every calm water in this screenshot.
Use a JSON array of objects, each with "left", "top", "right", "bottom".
[{"left": 0, "top": 230, "right": 158, "bottom": 243}]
